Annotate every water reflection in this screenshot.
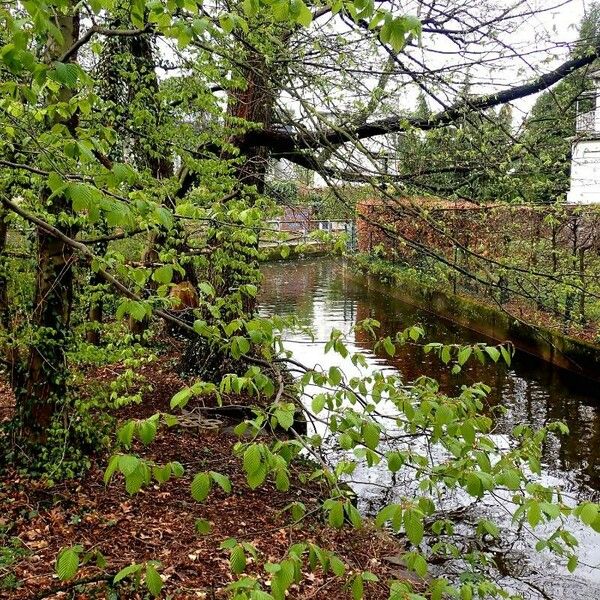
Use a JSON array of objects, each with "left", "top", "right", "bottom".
[
  {"left": 259, "top": 258, "right": 600, "bottom": 498},
  {"left": 259, "top": 257, "right": 600, "bottom": 599}
]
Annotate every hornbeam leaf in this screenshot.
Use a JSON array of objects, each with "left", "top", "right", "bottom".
[
  {"left": 210, "top": 471, "right": 232, "bottom": 493},
  {"left": 56, "top": 547, "right": 79, "bottom": 581},
  {"left": 145, "top": 563, "right": 163, "bottom": 597},
  {"left": 191, "top": 472, "right": 211, "bottom": 502},
  {"left": 54, "top": 62, "right": 79, "bottom": 87},
  {"left": 195, "top": 518, "right": 212, "bottom": 534},
  {"left": 230, "top": 545, "right": 247, "bottom": 574},
  {"left": 296, "top": 1, "right": 313, "bottom": 27},
  {"left": 114, "top": 563, "right": 143, "bottom": 583},
  {"left": 243, "top": 444, "right": 262, "bottom": 475}
]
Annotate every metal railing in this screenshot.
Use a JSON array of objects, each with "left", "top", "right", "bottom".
[
  {"left": 261, "top": 220, "right": 356, "bottom": 251},
  {"left": 576, "top": 110, "right": 600, "bottom": 133}
]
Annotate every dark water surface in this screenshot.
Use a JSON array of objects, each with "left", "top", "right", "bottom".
[{"left": 259, "top": 258, "right": 600, "bottom": 600}]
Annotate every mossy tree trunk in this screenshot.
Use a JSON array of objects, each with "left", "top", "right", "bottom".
[
  {"left": 0, "top": 204, "right": 8, "bottom": 329},
  {"left": 14, "top": 9, "right": 80, "bottom": 442}
]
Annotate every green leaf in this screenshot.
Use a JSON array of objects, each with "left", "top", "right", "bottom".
[
  {"left": 312, "top": 394, "right": 327, "bottom": 414},
  {"left": 54, "top": 62, "right": 79, "bottom": 87},
  {"left": 362, "top": 422, "right": 380, "bottom": 450},
  {"left": 152, "top": 464, "right": 172, "bottom": 484},
  {"left": 191, "top": 472, "right": 211, "bottom": 502},
  {"left": 382, "top": 336, "right": 395, "bottom": 356},
  {"left": 242, "top": 0, "right": 259, "bottom": 18},
  {"left": 118, "top": 454, "right": 140, "bottom": 476},
  {"left": 330, "top": 554, "right": 346, "bottom": 576},
  {"left": 328, "top": 500, "right": 344, "bottom": 528},
  {"left": 579, "top": 502, "right": 599, "bottom": 526},
  {"left": 210, "top": 471, "right": 232, "bottom": 493},
  {"left": 296, "top": 1, "right": 313, "bottom": 27},
  {"left": 118, "top": 420, "right": 135, "bottom": 448},
  {"left": 274, "top": 405, "right": 294, "bottom": 430},
  {"left": 125, "top": 469, "right": 144, "bottom": 495},
  {"left": 56, "top": 547, "right": 79, "bottom": 581},
  {"left": 247, "top": 463, "right": 267, "bottom": 489},
  {"left": 153, "top": 265, "right": 173, "bottom": 284},
  {"left": 230, "top": 545, "right": 247, "bottom": 574},
  {"left": 346, "top": 504, "right": 362, "bottom": 528},
  {"left": 484, "top": 346, "right": 500, "bottom": 362},
  {"left": 195, "top": 518, "right": 212, "bottom": 534},
  {"left": 352, "top": 574, "right": 364, "bottom": 599},
  {"left": 114, "top": 563, "right": 143, "bottom": 583},
  {"left": 404, "top": 509, "right": 424, "bottom": 545},
  {"left": 145, "top": 563, "right": 163, "bottom": 597},
  {"left": 170, "top": 387, "right": 192, "bottom": 409},
  {"left": 412, "top": 554, "right": 427, "bottom": 577},
  {"left": 243, "top": 444, "right": 262, "bottom": 475},
  {"left": 386, "top": 451, "right": 404, "bottom": 472},
  {"left": 375, "top": 504, "right": 401, "bottom": 530},
  {"left": 104, "top": 454, "right": 120, "bottom": 485},
  {"left": 500, "top": 345, "right": 512, "bottom": 366},
  {"left": 527, "top": 501, "right": 541, "bottom": 528},
  {"left": 275, "top": 468, "right": 290, "bottom": 491},
  {"left": 457, "top": 346, "right": 472, "bottom": 365},
  {"left": 440, "top": 345, "right": 451, "bottom": 364},
  {"left": 138, "top": 419, "right": 157, "bottom": 445},
  {"left": 328, "top": 366, "right": 342, "bottom": 386}
]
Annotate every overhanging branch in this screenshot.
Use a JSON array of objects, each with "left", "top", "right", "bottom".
[{"left": 252, "top": 46, "right": 600, "bottom": 166}]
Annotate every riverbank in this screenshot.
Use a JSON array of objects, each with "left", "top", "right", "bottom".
[
  {"left": 0, "top": 349, "right": 410, "bottom": 599},
  {"left": 349, "top": 254, "right": 600, "bottom": 382},
  {"left": 259, "top": 241, "right": 331, "bottom": 262}
]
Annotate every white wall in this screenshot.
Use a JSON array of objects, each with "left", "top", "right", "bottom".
[{"left": 567, "top": 139, "right": 600, "bottom": 204}]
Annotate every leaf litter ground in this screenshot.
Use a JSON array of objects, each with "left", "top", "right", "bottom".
[{"left": 0, "top": 350, "right": 414, "bottom": 599}]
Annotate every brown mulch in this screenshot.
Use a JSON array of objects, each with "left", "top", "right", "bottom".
[{"left": 0, "top": 353, "right": 411, "bottom": 599}]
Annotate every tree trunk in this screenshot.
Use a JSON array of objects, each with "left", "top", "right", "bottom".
[
  {"left": 15, "top": 9, "right": 79, "bottom": 441},
  {"left": 0, "top": 203, "right": 9, "bottom": 329},
  {"left": 86, "top": 267, "right": 105, "bottom": 345},
  {"left": 228, "top": 49, "right": 276, "bottom": 192}
]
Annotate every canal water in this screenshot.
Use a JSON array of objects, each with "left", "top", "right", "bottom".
[{"left": 259, "top": 257, "right": 600, "bottom": 600}]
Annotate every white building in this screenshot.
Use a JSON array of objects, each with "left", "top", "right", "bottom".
[{"left": 567, "top": 72, "right": 600, "bottom": 204}]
